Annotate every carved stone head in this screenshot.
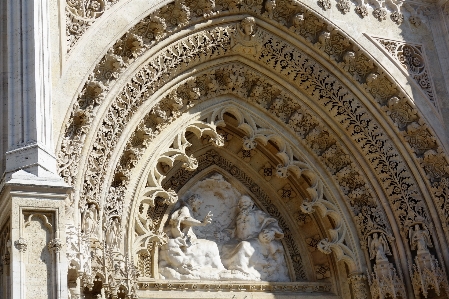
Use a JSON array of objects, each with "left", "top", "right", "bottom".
[
  {"left": 238, "top": 195, "right": 253, "bottom": 210},
  {"left": 186, "top": 194, "right": 202, "bottom": 212},
  {"left": 240, "top": 17, "right": 256, "bottom": 37}
]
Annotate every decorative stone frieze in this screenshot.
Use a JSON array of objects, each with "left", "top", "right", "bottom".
[
  {"left": 60, "top": 11, "right": 449, "bottom": 258},
  {"left": 138, "top": 280, "right": 332, "bottom": 292}
]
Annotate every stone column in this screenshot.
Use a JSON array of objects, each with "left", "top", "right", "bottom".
[{"left": 3, "top": 0, "right": 58, "bottom": 180}]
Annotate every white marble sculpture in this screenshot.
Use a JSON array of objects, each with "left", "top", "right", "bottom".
[
  {"left": 221, "top": 195, "right": 288, "bottom": 281},
  {"left": 158, "top": 174, "right": 289, "bottom": 281},
  {"left": 158, "top": 194, "right": 225, "bottom": 280}
]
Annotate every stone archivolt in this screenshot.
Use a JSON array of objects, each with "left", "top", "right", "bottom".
[
  {"left": 65, "top": 0, "right": 429, "bottom": 53},
  {"left": 59, "top": 2, "right": 449, "bottom": 298}
]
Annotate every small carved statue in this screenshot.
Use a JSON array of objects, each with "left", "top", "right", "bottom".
[
  {"left": 106, "top": 218, "right": 121, "bottom": 250},
  {"left": 368, "top": 232, "right": 391, "bottom": 263},
  {"left": 82, "top": 204, "right": 98, "bottom": 237},
  {"left": 265, "top": 0, "right": 276, "bottom": 18},
  {"left": 409, "top": 224, "right": 432, "bottom": 255}
]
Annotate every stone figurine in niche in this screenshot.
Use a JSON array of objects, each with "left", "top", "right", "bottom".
[
  {"left": 368, "top": 233, "right": 391, "bottom": 263},
  {"left": 106, "top": 217, "right": 121, "bottom": 250},
  {"left": 82, "top": 204, "right": 99, "bottom": 238},
  {"left": 158, "top": 174, "right": 289, "bottom": 281},
  {"left": 409, "top": 224, "right": 432, "bottom": 255}
]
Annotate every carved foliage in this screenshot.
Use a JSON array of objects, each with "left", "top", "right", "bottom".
[{"left": 373, "top": 37, "right": 439, "bottom": 112}]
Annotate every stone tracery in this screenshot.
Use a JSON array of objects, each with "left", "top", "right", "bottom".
[{"left": 54, "top": 1, "right": 449, "bottom": 298}]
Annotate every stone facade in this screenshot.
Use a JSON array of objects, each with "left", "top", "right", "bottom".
[{"left": 1, "top": 0, "right": 449, "bottom": 298}]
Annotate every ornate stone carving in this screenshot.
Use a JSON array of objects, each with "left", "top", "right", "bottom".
[
  {"left": 390, "top": 11, "right": 403, "bottom": 24},
  {"left": 366, "top": 230, "right": 406, "bottom": 298},
  {"left": 66, "top": 0, "right": 120, "bottom": 51},
  {"left": 61, "top": 19, "right": 442, "bottom": 260},
  {"left": 318, "top": 0, "right": 332, "bottom": 10},
  {"left": 14, "top": 237, "right": 28, "bottom": 252},
  {"left": 133, "top": 121, "right": 224, "bottom": 260},
  {"left": 355, "top": 5, "right": 369, "bottom": 17},
  {"left": 163, "top": 149, "right": 308, "bottom": 281},
  {"left": 369, "top": 261, "right": 406, "bottom": 299},
  {"left": 81, "top": 203, "right": 99, "bottom": 238},
  {"left": 159, "top": 193, "right": 224, "bottom": 280},
  {"left": 159, "top": 179, "right": 289, "bottom": 281},
  {"left": 315, "top": 263, "right": 331, "bottom": 279},
  {"left": 138, "top": 280, "right": 332, "bottom": 292},
  {"left": 48, "top": 238, "right": 64, "bottom": 253},
  {"left": 372, "top": 37, "right": 439, "bottom": 111},
  {"left": 349, "top": 274, "right": 368, "bottom": 299},
  {"left": 299, "top": 178, "right": 359, "bottom": 273},
  {"left": 231, "top": 17, "right": 263, "bottom": 56},
  {"left": 58, "top": 8, "right": 449, "bottom": 297},
  {"left": 368, "top": 232, "right": 391, "bottom": 263},
  {"left": 409, "top": 224, "right": 449, "bottom": 298},
  {"left": 373, "top": 8, "right": 387, "bottom": 21},
  {"left": 336, "top": 0, "right": 351, "bottom": 13}
]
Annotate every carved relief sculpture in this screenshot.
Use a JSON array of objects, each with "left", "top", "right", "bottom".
[
  {"left": 221, "top": 195, "right": 289, "bottom": 281},
  {"left": 158, "top": 174, "right": 289, "bottom": 282},
  {"left": 158, "top": 194, "right": 225, "bottom": 280},
  {"left": 231, "top": 17, "right": 261, "bottom": 56}
]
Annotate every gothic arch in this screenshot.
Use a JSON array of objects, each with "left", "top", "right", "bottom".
[{"left": 57, "top": 1, "right": 449, "bottom": 298}]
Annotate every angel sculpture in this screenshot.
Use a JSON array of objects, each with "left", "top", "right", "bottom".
[
  {"left": 231, "top": 17, "right": 261, "bottom": 56},
  {"left": 368, "top": 233, "right": 391, "bottom": 263},
  {"left": 409, "top": 224, "right": 432, "bottom": 255}
]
